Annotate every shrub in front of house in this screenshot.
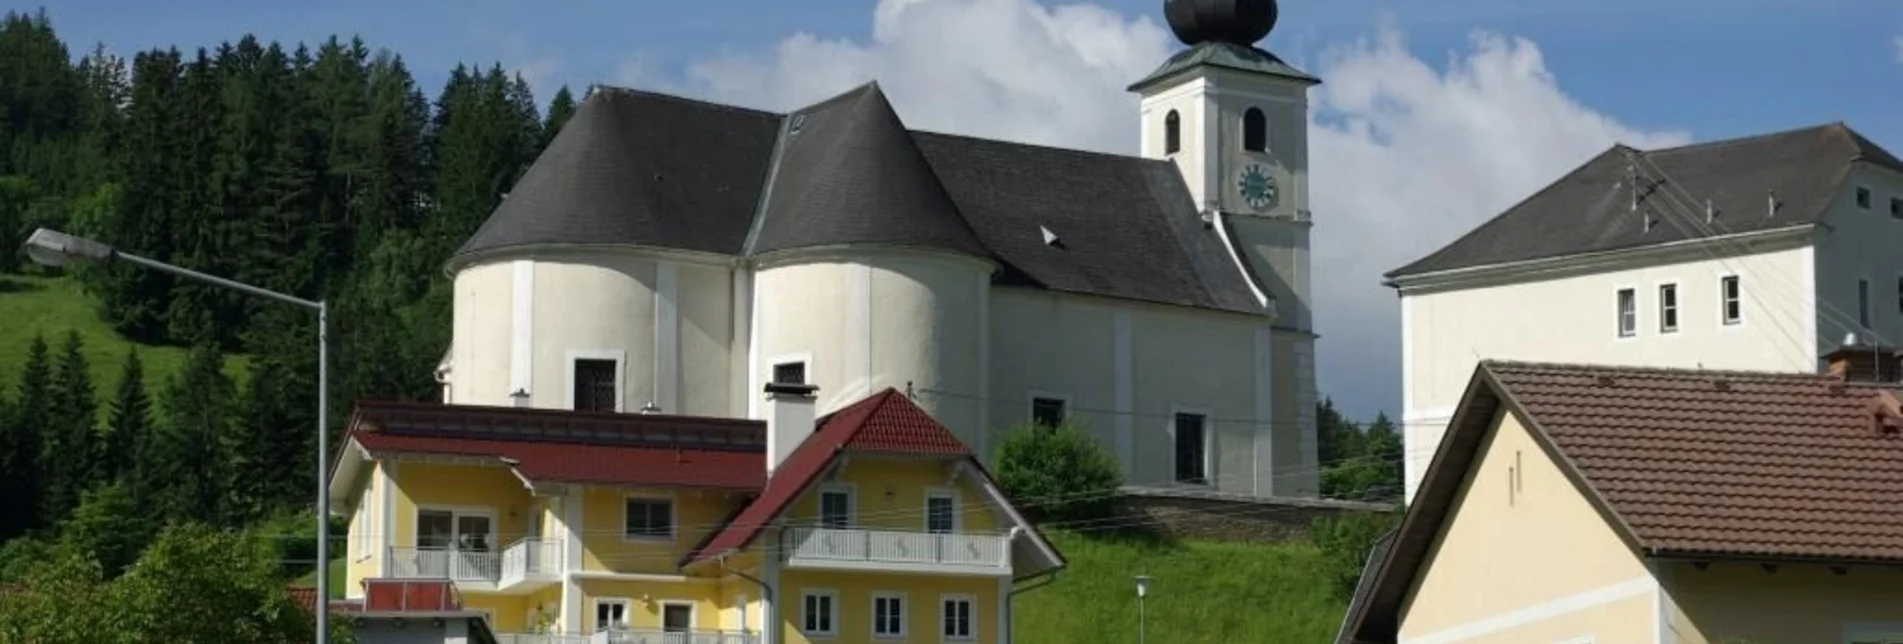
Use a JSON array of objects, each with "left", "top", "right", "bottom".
[{"left": 992, "top": 420, "right": 1124, "bottom": 523}]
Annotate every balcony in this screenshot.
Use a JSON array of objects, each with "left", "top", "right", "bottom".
[
  {"left": 493, "top": 631, "right": 757, "bottom": 644},
  {"left": 779, "top": 527, "right": 1012, "bottom": 576},
  {"left": 387, "top": 538, "right": 562, "bottom": 593}
]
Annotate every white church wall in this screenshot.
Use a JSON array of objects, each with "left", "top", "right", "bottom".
[
  {"left": 529, "top": 252, "right": 657, "bottom": 413},
  {"left": 988, "top": 287, "right": 1279, "bottom": 496},
  {"left": 449, "top": 260, "right": 514, "bottom": 406}
]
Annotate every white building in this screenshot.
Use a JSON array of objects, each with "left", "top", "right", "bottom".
[
  {"left": 1387, "top": 122, "right": 1903, "bottom": 501},
  {"left": 435, "top": 0, "right": 1324, "bottom": 497}
]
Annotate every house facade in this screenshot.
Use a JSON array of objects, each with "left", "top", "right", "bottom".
[
  {"left": 1387, "top": 123, "right": 1903, "bottom": 501},
  {"left": 329, "top": 384, "right": 1065, "bottom": 643},
  {"left": 1336, "top": 355, "right": 1903, "bottom": 643},
  {"left": 434, "top": 0, "right": 1323, "bottom": 498}
]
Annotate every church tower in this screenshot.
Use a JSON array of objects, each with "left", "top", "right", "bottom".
[{"left": 1131, "top": 0, "right": 1321, "bottom": 495}]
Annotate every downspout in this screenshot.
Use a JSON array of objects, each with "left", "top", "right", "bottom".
[{"left": 719, "top": 551, "right": 773, "bottom": 644}]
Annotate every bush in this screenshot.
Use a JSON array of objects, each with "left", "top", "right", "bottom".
[
  {"left": 1309, "top": 510, "right": 1401, "bottom": 601},
  {"left": 992, "top": 421, "right": 1123, "bottom": 522}
]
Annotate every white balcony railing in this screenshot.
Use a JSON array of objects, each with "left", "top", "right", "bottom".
[
  {"left": 499, "top": 538, "right": 563, "bottom": 587},
  {"left": 780, "top": 527, "right": 1010, "bottom": 572},
  {"left": 388, "top": 546, "right": 501, "bottom": 582},
  {"left": 493, "top": 631, "right": 757, "bottom": 644}
]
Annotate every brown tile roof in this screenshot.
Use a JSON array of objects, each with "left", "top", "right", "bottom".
[
  {"left": 343, "top": 400, "right": 767, "bottom": 491},
  {"left": 288, "top": 586, "right": 362, "bottom": 614},
  {"left": 683, "top": 388, "right": 980, "bottom": 567},
  {"left": 1338, "top": 361, "right": 1903, "bottom": 643}
]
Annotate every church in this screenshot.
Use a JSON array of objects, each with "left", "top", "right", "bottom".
[{"left": 436, "top": 0, "right": 1322, "bottom": 498}]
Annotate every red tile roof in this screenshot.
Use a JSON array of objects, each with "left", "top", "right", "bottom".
[
  {"left": 288, "top": 586, "right": 362, "bottom": 614},
  {"left": 344, "top": 400, "right": 767, "bottom": 491},
  {"left": 683, "top": 388, "right": 972, "bottom": 566},
  {"left": 1339, "top": 360, "right": 1903, "bottom": 643}
]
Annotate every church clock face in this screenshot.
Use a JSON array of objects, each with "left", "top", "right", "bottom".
[{"left": 1238, "top": 164, "right": 1278, "bottom": 211}]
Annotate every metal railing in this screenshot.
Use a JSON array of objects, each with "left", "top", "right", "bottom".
[
  {"left": 387, "top": 546, "right": 501, "bottom": 582},
  {"left": 781, "top": 526, "right": 1009, "bottom": 570},
  {"left": 499, "top": 538, "right": 564, "bottom": 587},
  {"left": 493, "top": 630, "right": 757, "bottom": 644}
]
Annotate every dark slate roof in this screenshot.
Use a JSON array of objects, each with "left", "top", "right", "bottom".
[
  {"left": 913, "top": 131, "right": 1265, "bottom": 313},
  {"left": 747, "top": 84, "right": 988, "bottom": 257},
  {"left": 1387, "top": 122, "right": 1903, "bottom": 280},
  {"left": 453, "top": 82, "right": 1267, "bottom": 315},
  {"left": 456, "top": 88, "right": 780, "bottom": 256},
  {"left": 1335, "top": 529, "right": 1396, "bottom": 644},
  {"left": 1128, "top": 41, "right": 1320, "bottom": 93}
]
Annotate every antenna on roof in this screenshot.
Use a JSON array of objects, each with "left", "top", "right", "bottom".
[
  {"left": 1626, "top": 163, "right": 1639, "bottom": 214},
  {"left": 1705, "top": 199, "right": 1716, "bottom": 224},
  {"left": 1767, "top": 190, "right": 1779, "bottom": 218}
]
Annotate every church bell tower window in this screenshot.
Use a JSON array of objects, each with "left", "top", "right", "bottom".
[
  {"left": 1165, "top": 110, "right": 1181, "bottom": 155},
  {"left": 1243, "top": 107, "right": 1267, "bottom": 153}
]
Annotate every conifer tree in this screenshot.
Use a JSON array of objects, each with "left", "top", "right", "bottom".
[
  {"left": 102, "top": 349, "right": 150, "bottom": 485},
  {"left": 146, "top": 341, "right": 235, "bottom": 525},
  {"left": 543, "top": 85, "right": 576, "bottom": 146},
  {"left": 41, "top": 329, "right": 97, "bottom": 523},
  {"left": 9, "top": 335, "right": 53, "bottom": 532}
]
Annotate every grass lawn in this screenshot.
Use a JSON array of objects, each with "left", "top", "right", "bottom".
[
  {"left": 294, "top": 557, "right": 347, "bottom": 596},
  {"left": 0, "top": 273, "right": 246, "bottom": 397},
  {"left": 1014, "top": 530, "right": 1346, "bottom": 644}
]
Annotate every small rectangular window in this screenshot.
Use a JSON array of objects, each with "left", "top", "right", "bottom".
[
  {"left": 1173, "top": 412, "right": 1208, "bottom": 485},
  {"left": 1616, "top": 288, "right": 1636, "bottom": 337},
  {"left": 1720, "top": 276, "right": 1742, "bottom": 325},
  {"left": 1856, "top": 186, "right": 1872, "bottom": 209},
  {"left": 925, "top": 491, "right": 956, "bottom": 534},
  {"left": 623, "top": 498, "right": 673, "bottom": 540},
  {"left": 802, "top": 591, "right": 836, "bottom": 637},
  {"left": 819, "top": 487, "right": 852, "bottom": 529},
  {"left": 1859, "top": 278, "right": 1872, "bottom": 328},
  {"left": 873, "top": 593, "right": 907, "bottom": 638},
  {"left": 1658, "top": 283, "right": 1678, "bottom": 333},
  {"left": 1030, "top": 397, "right": 1066, "bottom": 428},
  {"left": 772, "top": 361, "right": 806, "bottom": 385},
  {"left": 941, "top": 596, "right": 975, "bottom": 641},
  {"left": 1895, "top": 276, "right": 1903, "bottom": 315},
  {"left": 1891, "top": 197, "right": 1903, "bottom": 219},
  {"left": 573, "top": 359, "right": 618, "bottom": 411}
]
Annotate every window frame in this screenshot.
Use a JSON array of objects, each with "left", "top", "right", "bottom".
[
  {"left": 940, "top": 593, "right": 977, "bottom": 641},
  {"left": 1028, "top": 390, "right": 1069, "bottom": 429},
  {"left": 594, "top": 597, "right": 633, "bottom": 634},
  {"left": 1242, "top": 106, "right": 1268, "bottom": 153},
  {"left": 1856, "top": 185, "right": 1873, "bottom": 210},
  {"left": 924, "top": 486, "right": 960, "bottom": 534},
  {"left": 817, "top": 483, "right": 855, "bottom": 529},
  {"left": 801, "top": 589, "right": 839, "bottom": 638},
  {"left": 1170, "top": 406, "right": 1214, "bottom": 486},
  {"left": 871, "top": 592, "right": 908, "bottom": 640},
  {"left": 1719, "top": 275, "right": 1743, "bottom": 326},
  {"left": 1615, "top": 287, "right": 1637, "bottom": 338},
  {"left": 621, "top": 495, "right": 676, "bottom": 542},
  {"left": 564, "top": 349, "right": 626, "bottom": 413},
  {"left": 1657, "top": 282, "right": 1679, "bottom": 334},
  {"left": 1859, "top": 277, "right": 1873, "bottom": 329},
  {"left": 1164, "top": 109, "right": 1181, "bottom": 155}
]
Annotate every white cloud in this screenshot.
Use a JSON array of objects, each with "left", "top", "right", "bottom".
[{"left": 659, "top": 0, "right": 1688, "bottom": 419}]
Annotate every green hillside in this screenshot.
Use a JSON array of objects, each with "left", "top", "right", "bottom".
[
  {"left": 1015, "top": 531, "right": 1345, "bottom": 643},
  {"left": 0, "top": 274, "right": 247, "bottom": 395}
]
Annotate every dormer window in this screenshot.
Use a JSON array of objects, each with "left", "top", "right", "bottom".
[
  {"left": 1164, "top": 110, "right": 1181, "bottom": 155},
  {"left": 1243, "top": 107, "right": 1267, "bottom": 153}
]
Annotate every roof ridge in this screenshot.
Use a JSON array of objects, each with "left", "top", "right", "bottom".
[
  {"left": 1385, "top": 146, "right": 1625, "bottom": 280},
  {"left": 1481, "top": 359, "right": 1839, "bottom": 382},
  {"left": 909, "top": 128, "right": 1165, "bottom": 166},
  {"left": 1639, "top": 120, "right": 1842, "bottom": 156},
  {"left": 587, "top": 84, "right": 784, "bottom": 118}
]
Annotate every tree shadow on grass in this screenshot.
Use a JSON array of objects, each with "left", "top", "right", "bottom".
[{"left": 0, "top": 276, "right": 45, "bottom": 294}]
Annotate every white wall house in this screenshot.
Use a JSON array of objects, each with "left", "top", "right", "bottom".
[
  {"left": 1388, "top": 123, "right": 1903, "bottom": 501},
  {"left": 436, "top": 3, "right": 1324, "bottom": 498}
]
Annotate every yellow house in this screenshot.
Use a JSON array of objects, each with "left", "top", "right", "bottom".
[
  {"left": 328, "top": 383, "right": 1066, "bottom": 643},
  {"left": 1337, "top": 349, "right": 1903, "bottom": 644}
]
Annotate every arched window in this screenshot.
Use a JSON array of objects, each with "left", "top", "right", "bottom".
[
  {"left": 1243, "top": 107, "right": 1267, "bottom": 152},
  {"left": 1164, "top": 110, "right": 1181, "bottom": 155}
]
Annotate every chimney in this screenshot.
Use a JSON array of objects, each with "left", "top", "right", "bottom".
[
  {"left": 1824, "top": 336, "right": 1900, "bottom": 383},
  {"left": 764, "top": 382, "right": 819, "bottom": 475}
]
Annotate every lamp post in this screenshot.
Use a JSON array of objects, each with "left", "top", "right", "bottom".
[
  {"left": 22, "top": 227, "right": 332, "bottom": 644},
  {"left": 1134, "top": 574, "right": 1151, "bottom": 644}
]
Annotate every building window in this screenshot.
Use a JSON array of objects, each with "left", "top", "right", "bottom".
[
  {"left": 1242, "top": 107, "right": 1267, "bottom": 152},
  {"left": 925, "top": 489, "right": 957, "bottom": 534},
  {"left": 873, "top": 593, "right": 907, "bottom": 639},
  {"left": 1856, "top": 186, "right": 1872, "bottom": 209},
  {"left": 772, "top": 360, "right": 806, "bottom": 385},
  {"left": 1616, "top": 288, "right": 1636, "bottom": 337},
  {"left": 1891, "top": 197, "right": 1902, "bottom": 219},
  {"left": 941, "top": 595, "right": 975, "bottom": 641},
  {"left": 1658, "top": 283, "right": 1678, "bottom": 333},
  {"left": 595, "top": 599, "right": 631, "bottom": 634},
  {"left": 819, "top": 485, "right": 853, "bottom": 529},
  {"left": 572, "top": 358, "right": 618, "bottom": 411},
  {"left": 1173, "top": 412, "right": 1208, "bottom": 485},
  {"left": 801, "top": 591, "right": 837, "bottom": 637},
  {"left": 623, "top": 498, "right": 673, "bottom": 540},
  {"left": 1859, "top": 278, "right": 1872, "bottom": 328},
  {"left": 1721, "top": 275, "right": 1742, "bottom": 325},
  {"left": 1164, "top": 110, "right": 1181, "bottom": 155},
  {"left": 1030, "top": 397, "right": 1066, "bottom": 428},
  {"left": 1896, "top": 276, "right": 1903, "bottom": 316}
]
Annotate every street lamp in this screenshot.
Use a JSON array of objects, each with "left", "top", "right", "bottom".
[
  {"left": 22, "top": 227, "right": 333, "bottom": 643},
  {"left": 1134, "top": 574, "right": 1152, "bottom": 644}
]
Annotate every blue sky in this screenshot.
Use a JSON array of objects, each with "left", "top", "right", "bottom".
[{"left": 40, "top": 0, "right": 1903, "bottom": 420}]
